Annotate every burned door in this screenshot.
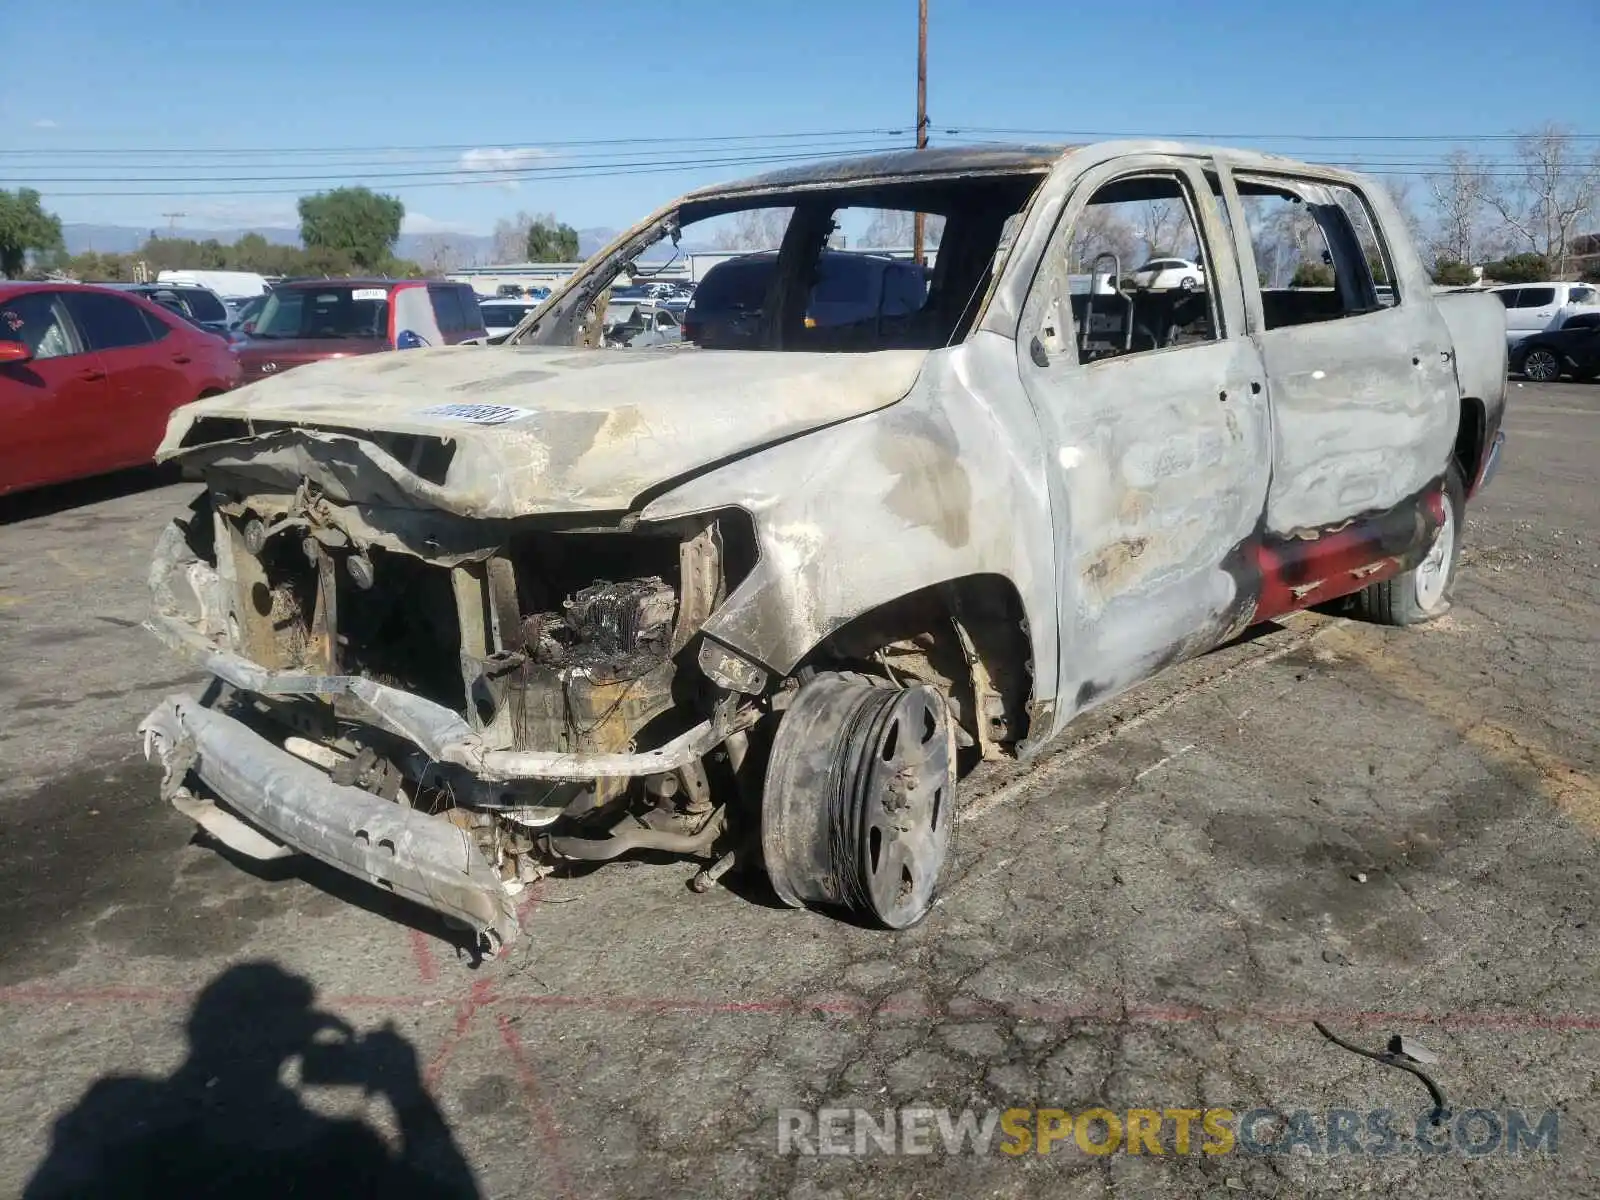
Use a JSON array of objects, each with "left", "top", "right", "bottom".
[
  {"left": 1220, "top": 169, "right": 1458, "bottom": 616},
  {"left": 1017, "top": 157, "right": 1272, "bottom": 728}
]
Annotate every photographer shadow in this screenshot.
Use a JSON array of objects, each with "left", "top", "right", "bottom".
[{"left": 24, "top": 961, "right": 480, "bottom": 1199}]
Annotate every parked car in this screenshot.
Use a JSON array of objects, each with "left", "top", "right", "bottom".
[
  {"left": 602, "top": 300, "right": 682, "bottom": 348},
  {"left": 477, "top": 298, "right": 540, "bottom": 339},
  {"left": 1489, "top": 281, "right": 1599, "bottom": 346},
  {"left": 1508, "top": 310, "right": 1600, "bottom": 382},
  {"left": 106, "top": 283, "right": 232, "bottom": 335},
  {"left": 140, "top": 143, "right": 1506, "bottom": 949},
  {"left": 1129, "top": 257, "right": 1205, "bottom": 291},
  {"left": 231, "top": 279, "right": 486, "bottom": 382},
  {"left": 0, "top": 283, "right": 240, "bottom": 496},
  {"left": 156, "top": 270, "right": 271, "bottom": 304},
  {"left": 683, "top": 250, "right": 926, "bottom": 348},
  {"left": 226, "top": 293, "right": 269, "bottom": 336}
]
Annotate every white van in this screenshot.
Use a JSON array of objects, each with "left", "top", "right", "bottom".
[
  {"left": 1490, "top": 281, "right": 1600, "bottom": 345},
  {"left": 156, "top": 269, "right": 270, "bottom": 300}
]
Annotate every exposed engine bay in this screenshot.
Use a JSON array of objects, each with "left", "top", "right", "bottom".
[{"left": 141, "top": 476, "right": 778, "bottom": 941}]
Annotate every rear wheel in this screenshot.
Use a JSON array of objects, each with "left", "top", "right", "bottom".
[
  {"left": 1353, "top": 466, "right": 1464, "bottom": 626},
  {"left": 762, "top": 674, "right": 955, "bottom": 929},
  {"left": 1522, "top": 346, "right": 1562, "bottom": 382}
]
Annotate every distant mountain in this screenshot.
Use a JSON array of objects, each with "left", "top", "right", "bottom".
[{"left": 62, "top": 224, "right": 300, "bottom": 255}]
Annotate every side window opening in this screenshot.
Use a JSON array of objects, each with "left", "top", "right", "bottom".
[
  {"left": 1235, "top": 176, "right": 1395, "bottom": 331},
  {"left": 1059, "top": 172, "right": 1221, "bottom": 364}
]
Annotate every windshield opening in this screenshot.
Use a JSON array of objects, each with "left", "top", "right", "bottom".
[
  {"left": 512, "top": 171, "right": 1044, "bottom": 353},
  {"left": 251, "top": 286, "right": 390, "bottom": 339}
]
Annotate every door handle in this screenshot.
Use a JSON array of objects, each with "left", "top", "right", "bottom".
[
  {"left": 171, "top": 354, "right": 192, "bottom": 364},
  {"left": 79, "top": 368, "right": 106, "bottom": 381}
]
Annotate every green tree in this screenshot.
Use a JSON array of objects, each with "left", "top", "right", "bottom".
[
  {"left": 1482, "top": 252, "right": 1550, "bottom": 283},
  {"left": 1290, "top": 261, "right": 1335, "bottom": 288},
  {"left": 1432, "top": 259, "right": 1477, "bottom": 286},
  {"left": 64, "top": 250, "right": 138, "bottom": 281},
  {"left": 525, "top": 215, "right": 579, "bottom": 262},
  {"left": 0, "top": 188, "right": 64, "bottom": 278},
  {"left": 298, "top": 187, "right": 404, "bottom": 271}
]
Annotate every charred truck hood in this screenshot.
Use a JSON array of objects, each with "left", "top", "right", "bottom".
[{"left": 157, "top": 345, "right": 929, "bottom": 518}]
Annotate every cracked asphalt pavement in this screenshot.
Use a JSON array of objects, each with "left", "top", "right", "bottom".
[{"left": 0, "top": 383, "right": 1594, "bottom": 1198}]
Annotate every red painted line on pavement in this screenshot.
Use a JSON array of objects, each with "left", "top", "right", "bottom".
[
  {"left": 496, "top": 1012, "right": 575, "bottom": 1199},
  {"left": 424, "top": 978, "right": 495, "bottom": 1089},
  {"left": 410, "top": 928, "right": 441, "bottom": 984}
]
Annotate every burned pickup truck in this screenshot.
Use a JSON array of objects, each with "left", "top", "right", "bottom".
[{"left": 139, "top": 143, "right": 1507, "bottom": 950}]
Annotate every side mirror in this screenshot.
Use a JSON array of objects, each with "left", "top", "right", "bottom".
[{"left": 0, "top": 342, "right": 34, "bottom": 365}]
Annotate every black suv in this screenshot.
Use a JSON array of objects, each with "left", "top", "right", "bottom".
[{"left": 105, "top": 283, "right": 232, "bottom": 334}]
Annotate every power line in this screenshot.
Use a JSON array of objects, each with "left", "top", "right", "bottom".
[
  {"left": 32, "top": 144, "right": 912, "bottom": 198},
  {"left": 954, "top": 126, "right": 1600, "bottom": 142},
  {"left": 5, "top": 136, "right": 915, "bottom": 183},
  {"left": 0, "top": 127, "right": 910, "bottom": 158}
]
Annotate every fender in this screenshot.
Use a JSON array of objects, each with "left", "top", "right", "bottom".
[{"left": 639, "top": 334, "right": 1062, "bottom": 722}]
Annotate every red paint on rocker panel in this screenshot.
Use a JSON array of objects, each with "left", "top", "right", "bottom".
[{"left": 1251, "top": 484, "right": 1444, "bottom": 624}]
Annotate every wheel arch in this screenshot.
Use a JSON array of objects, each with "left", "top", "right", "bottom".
[
  {"left": 794, "top": 572, "right": 1038, "bottom": 758},
  {"left": 1454, "top": 395, "right": 1486, "bottom": 493}
]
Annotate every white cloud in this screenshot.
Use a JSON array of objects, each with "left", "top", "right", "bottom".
[
  {"left": 33, "top": 118, "right": 58, "bottom": 129},
  {"left": 456, "top": 146, "right": 549, "bottom": 173},
  {"left": 402, "top": 212, "right": 476, "bottom": 236}
]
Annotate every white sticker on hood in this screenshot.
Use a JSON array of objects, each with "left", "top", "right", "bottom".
[{"left": 415, "top": 402, "right": 533, "bottom": 426}]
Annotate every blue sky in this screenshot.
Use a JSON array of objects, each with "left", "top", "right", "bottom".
[{"left": 5, "top": 0, "right": 1598, "bottom": 235}]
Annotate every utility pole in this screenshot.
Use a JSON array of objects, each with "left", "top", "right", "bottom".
[
  {"left": 912, "top": 0, "right": 928, "bottom": 266},
  {"left": 161, "top": 211, "right": 186, "bottom": 232}
]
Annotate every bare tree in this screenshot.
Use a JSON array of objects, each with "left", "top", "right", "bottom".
[
  {"left": 857, "top": 209, "right": 943, "bottom": 249},
  {"left": 1067, "top": 207, "right": 1139, "bottom": 274},
  {"left": 1486, "top": 125, "right": 1600, "bottom": 276},
  {"left": 491, "top": 211, "right": 535, "bottom": 263},
  {"left": 860, "top": 208, "right": 913, "bottom": 248},
  {"left": 709, "top": 208, "right": 793, "bottom": 252},
  {"left": 1424, "top": 151, "right": 1495, "bottom": 268},
  {"left": 411, "top": 234, "right": 467, "bottom": 275},
  {"left": 1240, "top": 196, "right": 1324, "bottom": 288},
  {"left": 1136, "top": 199, "right": 1187, "bottom": 260}
]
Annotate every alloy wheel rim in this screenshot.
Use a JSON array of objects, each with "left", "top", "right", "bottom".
[{"left": 1415, "top": 500, "right": 1455, "bottom": 610}]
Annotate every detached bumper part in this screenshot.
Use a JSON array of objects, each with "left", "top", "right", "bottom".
[{"left": 139, "top": 695, "right": 520, "bottom": 949}]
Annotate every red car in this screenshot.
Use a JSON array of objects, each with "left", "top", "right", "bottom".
[
  {"left": 232, "top": 278, "right": 486, "bottom": 383},
  {"left": 0, "top": 282, "right": 242, "bottom": 497}
]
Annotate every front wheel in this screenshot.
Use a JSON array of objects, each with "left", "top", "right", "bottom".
[
  {"left": 1353, "top": 466, "right": 1464, "bottom": 626},
  {"left": 1522, "top": 346, "right": 1562, "bottom": 383},
  {"left": 762, "top": 674, "right": 955, "bottom": 929}
]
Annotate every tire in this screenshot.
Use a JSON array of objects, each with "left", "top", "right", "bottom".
[
  {"left": 1522, "top": 346, "right": 1562, "bottom": 383},
  {"left": 761, "top": 673, "right": 955, "bottom": 929},
  {"left": 1353, "top": 466, "right": 1464, "bottom": 626}
]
